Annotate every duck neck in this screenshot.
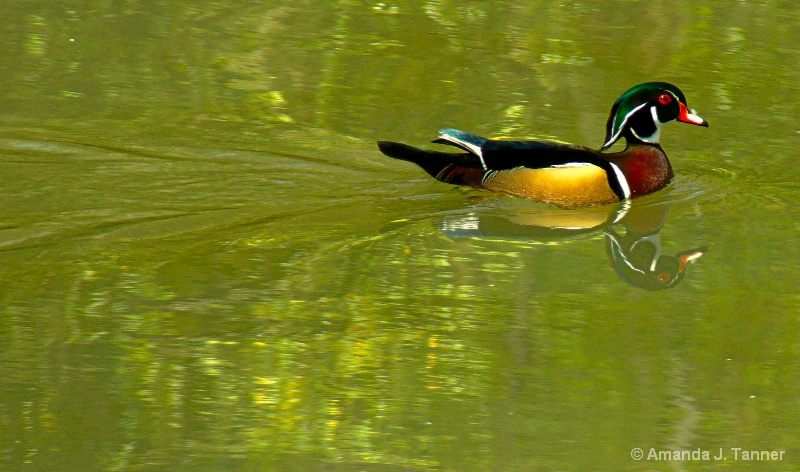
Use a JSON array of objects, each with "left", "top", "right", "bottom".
[{"left": 609, "top": 142, "right": 674, "bottom": 198}]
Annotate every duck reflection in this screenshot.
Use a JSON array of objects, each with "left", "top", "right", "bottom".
[{"left": 440, "top": 199, "right": 706, "bottom": 290}]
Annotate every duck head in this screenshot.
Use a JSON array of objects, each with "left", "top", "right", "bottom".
[{"left": 602, "top": 82, "right": 709, "bottom": 150}]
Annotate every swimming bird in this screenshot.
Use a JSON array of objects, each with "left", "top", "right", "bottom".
[{"left": 377, "top": 82, "right": 708, "bottom": 208}]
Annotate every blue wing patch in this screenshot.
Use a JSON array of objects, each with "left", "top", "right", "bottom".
[{"left": 437, "top": 128, "right": 488, "bottom": 149}]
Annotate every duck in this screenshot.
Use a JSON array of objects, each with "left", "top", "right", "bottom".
[
  {"left": 377, "top": 82, "right": 708, "bottom": 208},
  {"left": 437, "top": 202, "right": 706, "bottom": 290}
]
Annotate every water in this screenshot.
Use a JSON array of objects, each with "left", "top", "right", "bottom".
[{"left": 1, "top": 2, "right": 798, "bottom": 470}]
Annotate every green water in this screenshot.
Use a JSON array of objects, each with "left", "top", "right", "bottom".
[{"left": 1, "top": 2, "right": 798, "bottom": 471}]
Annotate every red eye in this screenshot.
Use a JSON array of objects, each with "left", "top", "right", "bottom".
[
  {"left": 658, "top": 272, "right": 672, "bottom": 283},
  {"left": 658, "top": 94, "right": 672, "bottom": 105}
]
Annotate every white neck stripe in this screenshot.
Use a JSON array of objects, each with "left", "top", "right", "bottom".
[
  {"left": 628, "top": 106, "right": 662, "bottom": 144},
  {"left": 630, "top": 234, "right": 663, "bottom": 271},
  {"left": 607, "top": 236, "right": 647, "bottom": 275},
  {"left": 611, "top": 200, "right": 631, "bottom": 224},
  {"left": 650, "top": 105, "right": 662, "bottom": 126},
  {"left": 609, "top": 162, "right": 631, "bottom": 199},
  {"left": 605, "top": 102, "right": 649, "bottom": 148}
]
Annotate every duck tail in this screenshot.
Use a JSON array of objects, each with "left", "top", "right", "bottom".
[{"left": 377, "top": 141, "right": 484, "bottom": 187}]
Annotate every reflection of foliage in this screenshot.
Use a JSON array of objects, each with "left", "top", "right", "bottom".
[
  {"left": 3, "top": 1, "right": 798, "bottom": 144},
  {"left": 3, "top": 205, "right": 799, "bottom": 469}
]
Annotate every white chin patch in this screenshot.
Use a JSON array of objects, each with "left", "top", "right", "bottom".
[{"left": 630, "top": 106, "right": 663, "bottom": 143}]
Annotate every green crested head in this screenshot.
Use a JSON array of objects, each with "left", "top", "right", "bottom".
[{"left": 602, "top": 82, "right": 708, "bottom": 150}]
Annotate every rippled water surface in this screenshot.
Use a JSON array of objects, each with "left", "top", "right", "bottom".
[{"left": 1, "top": 2, "right": 798, "bottom": 471}]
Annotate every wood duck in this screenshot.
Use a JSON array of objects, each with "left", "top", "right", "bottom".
[
  {"left": 601, "top": 203, "right": 706, "bottom": 290},
  {"left": 438, "top": 201, "right": 706, "bottom": 290},
  {"left": 378, "top": 82, "right": 708, "bottom": 208}
]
